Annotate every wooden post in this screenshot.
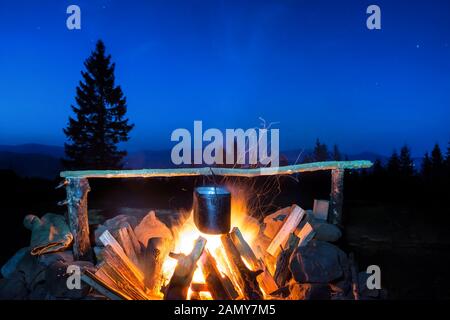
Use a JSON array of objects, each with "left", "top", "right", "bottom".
[
  {"left": 329, "top": 169, "right": 344, "bottom": 226},
  {"left": 66, "top": 177, "right": 93, "bottom": 261}
]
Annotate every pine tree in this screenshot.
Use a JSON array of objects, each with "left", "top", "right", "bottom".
[
  {"left": 430, "top": 143, "right": 444, "bottom": 175},
  {"left": 399, "top": 145, "right": 414, "bottom": 176},
  {"left": 445, "top": 141, "right": 450, "bottom": 170},
  {"left": 63, "top": 40, "right": 134, "bottom": 170},
  {"left": 387, "top": 150, "right": 400, "bottom": 176},
  {"left": 332, "top": 144, "right": 342, "bottom": 161},
  {"left": 313, "top": 139, "right": 328, "bottom": 162},
  {"left": 373, "top": 158, "right": 384, "bottom": 176},
  {"left": 421, "top": 152, "right": 432, "bottom": 177}
]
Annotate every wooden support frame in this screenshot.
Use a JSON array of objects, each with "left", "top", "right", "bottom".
[
  {"left": 66, "top": 177, "right": 93, "bottom": 261},
  {"left": 329, "top": 168, "right": 344, "bottom": 226},
  {"left": 62, "top": 161, "right": 370, "bottom": 264}
]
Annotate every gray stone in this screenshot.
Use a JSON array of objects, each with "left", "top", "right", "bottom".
[
  {"left": 45, "top": 260, "right": 94, "bottom": 299},
  {"left": 289, "top": 240, "right": 349, "bottom": 284},
  {"left": 1, "top": 247, "right": 30, "bottom": 279},
  {"left": 0, "top": 272, "right": 29, "bottom": 300},
  {"left": 305, "top": 212, "right": 342, "bottom": 242},
  {"left": 38, "top": 250, "right": 74, "bottom": 267},
  {"left": 288, "top": 282, "right": 331, "bottom": 300}
]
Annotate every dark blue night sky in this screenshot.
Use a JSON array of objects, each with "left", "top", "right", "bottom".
[{"left": 0, "top": 0, "right": 449, "bottom": 156}]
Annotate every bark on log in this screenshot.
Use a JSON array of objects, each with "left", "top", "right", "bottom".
[
  {"left": 221, "top": 233, "right": 264, "bottom": 300},
  {"left": 274, "top": 233, "right": 299, "bottom": 287},
  {"left": 329, "top": 168, "right": 344, "bottom": 226},
  {"left": 230, "top": 227, "right": 278, "bottom": 295},
  {"left": 199, "top": 249, "right": 234, "bottom": 300},
  {"left": 61, "top": 160, "right": 373, "bottom": 179},
  {"left": 164, "top": 236, "right": 207, "bottom": 300},
  {"left": 144, "top": 237, "right": 170, "bottom": 294},
  {"left": 66, "top": 178, "right": 93, "bottom": 261},
  {"left": 266, "top": 205, "right": 305, "bottom": 257}
]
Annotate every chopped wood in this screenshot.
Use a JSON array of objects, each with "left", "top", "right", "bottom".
[
  {"left": 274, "top": 233, "right": 300, "bottom": 287},
  {"left": 164, "top": 236, "right": 207, "bottom": 300},
  {"left": 230, "top": 227, "right": 278, "bottom": 295},
  {"left": 295, "top": 221, "right": 316, "bottom": 247},
  {"left": 116, "top": 227, "right": 139, "bottom": 267},
  {"left": 313, "top": 199, "right": 329, "bottom": 221},
  {"left": 99, "top": 230, "right": 145, "bottom": 283},
  {"left": 99, "top": 245, "right": 149, "bottom": 299},
  {"left": 190, "top": 283, "right": 209, "bottom": 292},
  {"left": 266, "top": 205, "right": 306, "bottom": 257},
  {"left": 144, "top": 237, "right": 170, "bottom": 294},
  {"left": 221, "top": 233, "right": 264, "bottom": 300},
  {"left": 81, "top": 269, "right": 126, "bottom": 300},
  {"left": 199, "top": 249, "right": 234, "bottom": 300}
]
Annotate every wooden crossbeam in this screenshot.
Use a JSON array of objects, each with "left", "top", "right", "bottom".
[{"left": 61, "top": 160, "right": 372, "bottom": 179}]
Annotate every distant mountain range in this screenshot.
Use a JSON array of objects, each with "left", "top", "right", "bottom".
[{"left": 0, "top": 143, "right": 420, "bottom": 179}]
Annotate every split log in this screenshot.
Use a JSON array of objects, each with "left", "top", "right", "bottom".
[
  {"left": 100, "top": 245, "right": 149, "bottom": 299},
  {"left": 99, "top": 230, "right": 145, "bottom": 283},
  {"left": 144, "top": 237, "right": 170, "bottom": 294},
  {"left": 199, "top": 249, "right": 234, "bottom": 300},
  {"left": 295, "top": 221, "right": 316, "bottom": 247},
  {"left": 116, "top": 227, "right": 139, "bottom": 267},
  {"left": 190, "top": 283, "right": 209, "bottom": 292},
  {"left": 221, "top": 233, "right": 264, "bottom": 300},
  {"left": 164, "top": 236, "right": 207, "bottom": 300},
  {"left": 266, "top": 205, "right": 306, "bottom": 257},
  {"left": 230, "top": 227, "right": 278, "bottom": 295},
  {"left": 313, "top": 199, "right": 329, "bottom": 221},
  {"left": 274, "top": 233, "right": 299, "bottom": 287},
  {"left": 81, "top": 269, "right": 126, "bottom": 300},
  {"left": 66, "top": 178, "right": 93, "bottom": 261}
]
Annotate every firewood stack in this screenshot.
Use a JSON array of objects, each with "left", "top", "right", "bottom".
[{"left": 78, "top": 202, "right": 368, "bottom": 300}]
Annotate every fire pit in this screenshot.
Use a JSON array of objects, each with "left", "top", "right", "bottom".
[{"left": 58, "top": 161, "right": 374, "bottom": 300}]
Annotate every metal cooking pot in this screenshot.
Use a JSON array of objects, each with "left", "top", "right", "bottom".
[{"left": 193, "top": 186, "right": 231, "bottom": 235}]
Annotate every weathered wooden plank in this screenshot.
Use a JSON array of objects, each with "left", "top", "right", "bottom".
[
  {"left": 60, "top": 160, "right": 373, "bottom": 179},
  {"left": 66, "top": 178, "right": 93, "bottom": 261}
]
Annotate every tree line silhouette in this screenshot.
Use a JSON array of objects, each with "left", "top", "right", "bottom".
[{"left": 302, "top": 139, "right": 450, "bottom": 212}]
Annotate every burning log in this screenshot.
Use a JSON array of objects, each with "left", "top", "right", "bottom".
[
  {"left": 274, "top": 221, "right": 315, "bottom": 287},
  {"left": 273, "top": 233, "right": 299, "bottom": 287},
  {"left": 221, "top": 233, "right": 264, "bottom": 300},
  {"left": 229, "top": 227, "right": 278, "bottom": 295},
  {"left": 199, "top": 249, "right": 235, "bottom": 300},
  {"left": 164, "top": 236, "right": 207, "bottom": 300},
  {"left": 266, "top": 205, "right": 306, "bottom": 257},
  {"left": 144, "top": 237, "right": 170, "bottom": 294}
]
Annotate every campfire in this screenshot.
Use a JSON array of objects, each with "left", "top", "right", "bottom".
[
  {"left": 85, "top": 185, "right": 290, "bottom": 300},
  {"left": 59, "top": 161, "right": 378, "bottom": 300}
]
